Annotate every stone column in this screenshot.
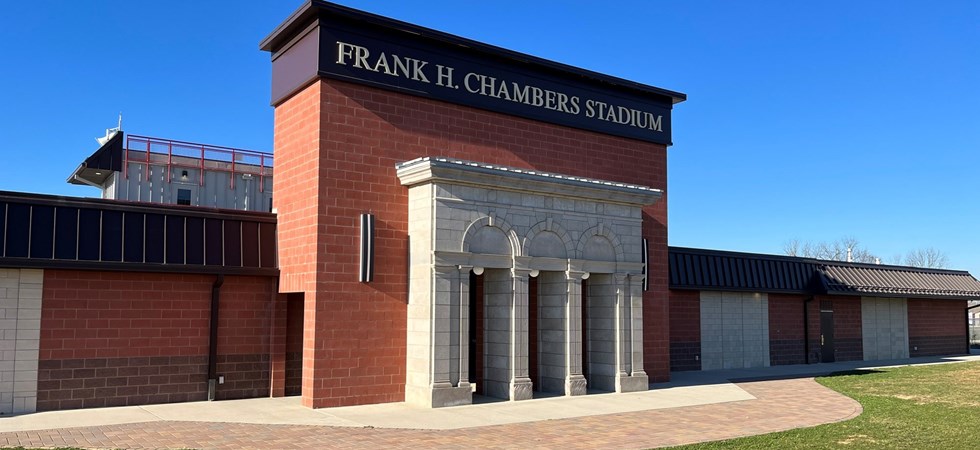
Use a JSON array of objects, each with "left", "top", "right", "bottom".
[
  {"left": 627, "top": 274, "right": 648, "bottom": 383},
  {"left": 422, "top": 265, "right": 472, "bottom": 407},
  {"left": 510, "top": 268, "right": 533, "bottom": 401},
  {"left": 565, "top": 270, "right": 588, "bottom": 396},
  {"left": 614, "top": 273, "right": 648, "bottom": 392},
  {"left": 456, "top": 266, "right": 472, "bottom": 392},
  {"left": 432, "top": 265, "right": 455, "bottom": 389}
]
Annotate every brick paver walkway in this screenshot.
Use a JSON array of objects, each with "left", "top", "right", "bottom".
[{"left": 0, "top": 378, "right": 860, "bottom": 449}]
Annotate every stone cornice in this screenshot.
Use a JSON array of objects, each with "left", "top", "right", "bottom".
[{"left": 396, "top": 157, "right": 662, "bottom": 206}]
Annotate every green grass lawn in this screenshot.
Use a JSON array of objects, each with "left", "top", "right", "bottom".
[{"left": 672, "top": 361, "right": 980, "bottom": 449}]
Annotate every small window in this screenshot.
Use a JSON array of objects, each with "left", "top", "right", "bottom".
[
  {"left": 177, "top": 188, "right": 192, "bottom": 206},
  {"left": 268, "top": 196, "right": 273, "bottom": 213}
]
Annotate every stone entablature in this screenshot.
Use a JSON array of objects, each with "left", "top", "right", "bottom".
[{"left": 397, "top": 157, "right": 660, "bottom": 407}]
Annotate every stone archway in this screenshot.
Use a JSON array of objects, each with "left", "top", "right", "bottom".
[{"left": 397, "top": 157, "right": 661, "bottom": 407}]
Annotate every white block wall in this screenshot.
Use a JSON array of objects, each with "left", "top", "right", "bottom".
[
  {"left": 0, "top": 269, "right": 43, "bottom": 415},
  {"left": 586, "top": 274, "right": 617, "bottom": 391},
  {"left": 862, "top": 297, "right": 909, "bottom": 360},
  {"left": 405, "top": 185, "right": 434, "bottom": 399},
  {"left": 700, "top": 291, "right": 770, "bottom": 370},
  {"left": 536, "top": 272, "right": 566, "bottom": 394},
  {"left": 430, "top": 182, "right": 645, "bottom": 266},
  {"left": 483, "top": 269, "right": 512, "bottom": 399}
]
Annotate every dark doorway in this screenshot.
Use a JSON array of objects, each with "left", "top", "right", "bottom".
[
  {"left": 284, "top": 293, "right": 304, "bottom": 396},
  {"left": 581, "top": 279, "right": 589, "bottom": 382},
  {"left": 468, "top": 272, "right": 485, "bottom": 395},
  {"left": 820, "top": 309, "right": 835, "bottom": 363},
  {"left": 528, "top": 276, "right": 539, "bottom": 389}
]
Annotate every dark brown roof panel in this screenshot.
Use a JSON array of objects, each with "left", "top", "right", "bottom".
[
  {"left": 668, "top": 247, "right": 820, "bottom": 294},
  {"left": 668, "top": 246, "right": 980, "bottom": 300}
]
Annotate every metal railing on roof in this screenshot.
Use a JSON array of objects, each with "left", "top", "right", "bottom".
[{"left": 124, "top": 134, "right": 274, "bottom": 192}]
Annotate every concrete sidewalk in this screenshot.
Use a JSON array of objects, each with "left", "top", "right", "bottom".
[
  {"left": 0, "top": 383, "right": 754, "bottom": 432},
  {"left": 2, "top": 352, "right": 977, "bottom": 434}
]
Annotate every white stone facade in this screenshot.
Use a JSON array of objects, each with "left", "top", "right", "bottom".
[
  {"left": 398, "top": 158, "right": 660, "bottom": 407},
  {"left": 0, "top": 268, "right": 43, "bottom": 415}
]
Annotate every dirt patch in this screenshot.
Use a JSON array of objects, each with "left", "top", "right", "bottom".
[{"left": 837, "top": 434, "right": 880, "bottom": 445}]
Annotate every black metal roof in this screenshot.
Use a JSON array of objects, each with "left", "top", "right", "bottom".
[
  {"left": 0, "top": 191, "right": 278, "bottom": 276},
  {"left": 67, "top": 130, "right": 124, "bottom": 186},
  {"left": 669, "top": 246, "right": 980, "bottom": 300}
]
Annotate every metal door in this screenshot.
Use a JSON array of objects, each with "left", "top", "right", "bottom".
[{"left": 820, "top": 310, "right": 835, "bottom": 363}]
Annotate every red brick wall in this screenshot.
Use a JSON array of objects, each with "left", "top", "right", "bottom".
[
  {"left": 831, "top": 297, "right": 863, "bottom": 361},
  {"left": 806, "top": 297, "right": 821, "bottom": 363},
  {"left": 908, "top": 298, "right": 967, "bottom": 356},
  {"left": 768, "top": 294, "right": 806, "bottom": 365},
  {"left": 36, "top": 270, "right": 278, "bottom": 411},
  {"left": 668, "top": 290, "right": 700, "bottom": 371},
  {"left": 273, "top": 78, "right": 670, "bottom": 406},
  {"left": 273, "top": 82, "right": 322, "bottom": 295}
]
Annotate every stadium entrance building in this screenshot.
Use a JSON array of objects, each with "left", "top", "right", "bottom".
[{"left": 0, "top": 1, "right": 977, "bottom": 415}]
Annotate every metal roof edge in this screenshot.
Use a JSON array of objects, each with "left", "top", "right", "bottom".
[
  {"left": 667, "top": 246, "right": 973, "bottom": 276},
  {"left": 0, "top": 258, "right": 280, "bottom": 277},
  {"left": 820, "top": 290, "right": 980, "bottom": 301},
  {"left": 0, "top": 190, "right": 278, "bottom": 222}
]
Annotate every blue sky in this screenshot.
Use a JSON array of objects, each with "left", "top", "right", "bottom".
[{"left": 1, "top": 1, "right": 978, "bottom": 273}]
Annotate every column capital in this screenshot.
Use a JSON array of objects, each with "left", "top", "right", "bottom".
[
  {"left": 512, "top": 268, "right": 535, "bottom": 278},
  {"left": 566, "top": 270, "right": 589, "bottom": 281},
  {"left": 434, "top": 265, "right": 460, "bottom": 275}
]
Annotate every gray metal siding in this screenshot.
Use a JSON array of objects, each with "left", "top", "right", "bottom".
[{"left": 112, "top": 162, "right": 272, "bottom": 212}]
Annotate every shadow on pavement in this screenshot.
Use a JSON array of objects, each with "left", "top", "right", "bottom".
[{"left": 655, "top": 353, "right": 979, "bottom": 388}]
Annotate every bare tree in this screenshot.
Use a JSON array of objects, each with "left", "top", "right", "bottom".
[
  {"left": 782, "top": 236, "right": 878, "bottom": 263},
  {"left": 903, "top": 247, "right": 949, "bottom": 268},
  {"left": 783, "top": 239, "right": 802, "bottom": 257},
  {"left": 783, "top": 238, "right": 949, "bottom": 268}
]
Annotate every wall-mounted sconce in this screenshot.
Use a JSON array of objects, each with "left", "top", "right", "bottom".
[
  {"left": 472, "top": 267, "right": 485, "bottom": 276},
  {"left": 359, "top": 213, "right": 375, "bottom": 282},
  {"left": 642, "top": 238, "right": 649, "bottom": 292},
  {"left": 181, "top": 170, "right": 189, "bottom": 182}
]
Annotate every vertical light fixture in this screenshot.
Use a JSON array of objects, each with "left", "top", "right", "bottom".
[
  {"left": 359, "top": 213, "right": 375, "bottom": 282},
  {"left": 642, "top": 238, "right": 649, "bottom": 292}
]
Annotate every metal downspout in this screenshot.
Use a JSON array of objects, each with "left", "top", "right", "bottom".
[{"left": 208, "top": 274, "right": 225, "bottom": 401}]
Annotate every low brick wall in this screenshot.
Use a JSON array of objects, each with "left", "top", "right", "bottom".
[
  {"left": 908, "top": 298, "right": 967, "bottom": 357},
  {"left": 668, "top": 290, "right": 700, "bottom": 371},
  {"left": 768, "top": 294, "right": 806, "bottom": 366},
  {"left": 36, "top": 270, "right": 278, "bottom": 411}
]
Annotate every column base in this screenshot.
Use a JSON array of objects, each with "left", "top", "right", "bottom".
[
  {"left": 565, "top": 374, "right": 587, "bottom": 396},
  {"left": 510, "top": 377, "right": 533, "bottom": 401},
  {"left": 615, "top": 371, "right": 649, "bottom": 393},
  {"left": 406, "top": 383, "right": 473, "bottom": 408}
]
